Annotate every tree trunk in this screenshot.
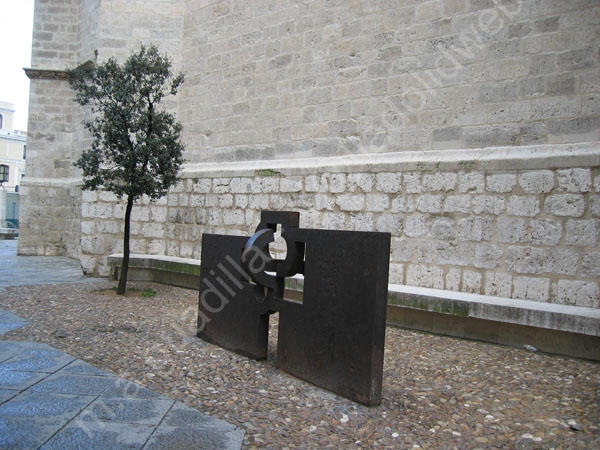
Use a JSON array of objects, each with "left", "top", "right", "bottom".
[{"left": 117, "top": 194, "right": 134, "bottom": 295}]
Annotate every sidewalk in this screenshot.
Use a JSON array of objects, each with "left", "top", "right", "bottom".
[
  {"left": 0, "top": 240, "right": 101, "bottom": 287},
  {"left": 0, "top": 240, "right": 245, "bottom": 449}
]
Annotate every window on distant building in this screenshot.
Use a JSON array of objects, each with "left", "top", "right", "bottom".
[
  {"left": 0, "top": 164, "right": 9, "bottom": 184},
  {"left": 23, "top": 145, "right": 26, "bottom": 159},
  {"left": 0, "top": 114, "right": 3, "bottom": 129}
]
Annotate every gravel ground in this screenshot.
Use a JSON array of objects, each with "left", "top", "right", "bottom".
[{"left": 1, "top": 281, "right": 598, "bottom": 449}]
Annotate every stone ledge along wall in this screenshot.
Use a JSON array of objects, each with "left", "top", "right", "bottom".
[{"left": 21, "top": 0, "right": 600, "bottom": 308}]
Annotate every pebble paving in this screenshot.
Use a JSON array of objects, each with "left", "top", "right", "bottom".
[
  {"left": 1, "top": 280, "right": 598, "bottom": 449},
  {"left": 1, "top": 239, "right": 599, "bottom": 448}
]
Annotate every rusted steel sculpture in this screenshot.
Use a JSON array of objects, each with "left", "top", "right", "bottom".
[{"left": 197, "top": 211, "right": 391, "bottom": 406}]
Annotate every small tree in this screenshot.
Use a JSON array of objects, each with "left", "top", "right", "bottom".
[{"left": 68, "top": 45, "right": 185, "bottom": 295}]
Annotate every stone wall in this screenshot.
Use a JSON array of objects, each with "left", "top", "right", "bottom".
[
  {"left": 31, "top": 0, "right": 79, "bottom": 70},
  {"left": 179, "top": 0, "right": 600, "bottom": 163},
  {"left": 26, "top": 78, "right": 75, "bottom": 180},
  {"left": 22, "top": 0, "right": 185, "bottom": 258},
  {"left": 79, "top": 144, "right": 599, "bottom": 308},
  {"left": 20, "top": 1, "right": 80, "bottom": 256},
  {"left": 18, "top": 179, "right": 81, "bottom": 257},
  {"left": 20, "top": 0, "right": 600, "bottom": 308}
]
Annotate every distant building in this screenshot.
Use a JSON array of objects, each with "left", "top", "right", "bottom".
[
  {"left": 0, "top": 101, "right": 27, "bottom": 190},
  {"left": 0, "top": 101, "right": 26, "bottom": 225}
]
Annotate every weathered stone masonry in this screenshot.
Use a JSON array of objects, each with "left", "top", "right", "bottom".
[
  {"left": 73, "top": 144, "right": 600, "bottom": 307},
  {"left": 20, "top": 0, "right": 600, "bottom": 308}
]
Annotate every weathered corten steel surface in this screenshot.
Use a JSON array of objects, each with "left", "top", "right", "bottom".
[{"left": 198, "top": 211, "right": 391, "bottom": 406}]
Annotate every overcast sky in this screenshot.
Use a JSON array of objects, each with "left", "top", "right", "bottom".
[{"left": 0, "top": 0, "right": 34, "bottom": 131}]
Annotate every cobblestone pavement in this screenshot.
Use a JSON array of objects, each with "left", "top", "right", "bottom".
[{"left": 1, "top": 281, "right": 598, "bottom": 449}]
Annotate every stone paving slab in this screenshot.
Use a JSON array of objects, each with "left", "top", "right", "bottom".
[
  {"left": 0, "top": 389, "right": 19, "bottom": 404},
  {"left": 0, "top": 347, "right": 76, "bottom": 373},
  {"left": 30, "top": 373, "right": 122, "bottom": 396},
  {"left": 40, "top": 421, "right": 156, "bottom": 450},
  {"left": 0, "top": 309, "right": 245, "bottom": 449},
  {"left": 0, "top": 370, "right": 50, "bottom": 391},
  {"left": 0, "top": 391, "right": 96, "bottom": 422},
  {"left": 0, "top": 310, "right": 29, "bottom": 336},
  {"left": 82, "top": 397, "right": 175, "bottom": 425},
  {"left": 0, "top": 240, "right": 102, "bottom": 288},
  {"left": 0, "top": 416, "right": 68, "bottom": 450}
]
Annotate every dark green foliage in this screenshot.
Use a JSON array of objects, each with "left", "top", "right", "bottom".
[
  {"left": 67, "top": 45, "right": 185, "bottom": 294},
  {"left": 141, "top": 288, "right": 157, "bottom": 298},
  {"left": 67, "top": 45, "right": 184, "bottom": 202}
]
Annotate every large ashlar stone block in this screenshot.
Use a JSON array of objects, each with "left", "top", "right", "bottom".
[
  {"left": 543, "top": 248, "right": 579, "bottom": 275},
  {"left": 484, "top": 272, "right": 513, "bottom": 298},
  {"left": 472, "top": 244, "right": 503, "bottom": 269},
  {"left": 519, "top": 170, "right": 555, "bottom": 193},
  {"left": 406, "top": 265, "right": 444, "bottom": 289},
  {"left": 506, "top": 196, "right": 540, "bottom": 217},
  {"left": 404, "top": 214, "right": 427, "bottom": 237},
  {"left": 458, "top": 217, "right": 492, "bottom": 242},
  {"left": 529, "top": 219, "right": 562, "bottom": 246},
  {"left": 565, "top": 219, "right": 599, "bottom": 246},
  {"left": 486, "top": 173, "right": 517, "bottom": 193},
  {"left": 512, "top": 276, "right": 550, "bottom": 302},
  {"left": 544, "top": 194, "right": 586, "bottom": 217},
  {"left": 556, "top": 168, "right": 592, "bottom": 193},
  {"left": 458, "top": 172, "right": 485, "bottom": 194},
  {"left": 505, "top": 246, "right": 545, "bottom": 274},
  {"left": 348, "top": 173, "right": 374, "bottom": 192},
  {"left": 422, "top": 172, "right": 457, "bottom": 192},
  {"left": 552, "top": 280, "right": 600, "bottom": 308},
  {"left": 497, "top": 217, "right": 528, "bottom": 244},
  {"left": 443, "top": 195, "right": 470, "bottom": 213},
  {"left": 472, "top": 196, "right": 505, "bottom": 215}
]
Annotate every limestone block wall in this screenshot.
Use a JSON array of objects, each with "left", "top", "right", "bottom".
[
  {"left": 179, "top": 0, "right": 600, "bottom": 163},
  {"left": 21, "top": 0, "right": 185, "bottom": 259},
  {"left": 31, "top": 0, "right": 79, "bottom": 70},
  {"left": 20, "top": 0, "right": 600, "bottom": 310},
  {"left": 27, "top": 0, "right": 80, "bottom": 179},
  {"left": 94, "top": 0, "right": 184, "bottom": 64},
  {"left": 20, "top": 1, "right": 81, "bottom": 257},
  {"left": 26, "top": 78, "right": 75, "bottom": 179},
  {"left": 79, "top": 144, "right": 599, "bottom": 308},
  {"left": 18, "top": 179, "right": 81, "bottom": 257}
]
